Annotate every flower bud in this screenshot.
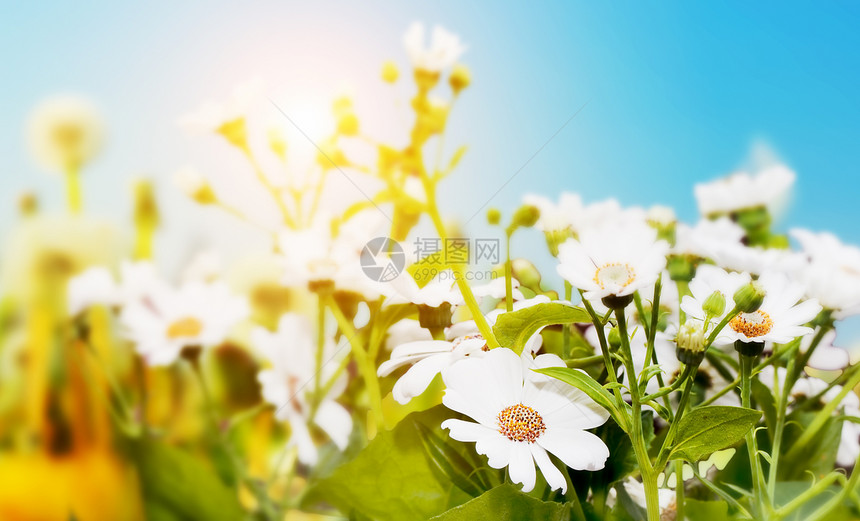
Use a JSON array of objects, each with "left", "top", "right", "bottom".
[
  {"left": 667, "top": 255, "right": 696, "bottom": 282},
  {"left": 733, "top": 281, "right": 765, "bottom": 313},
  {"left": 381, "top": 60, "right": 399, "bottom": 83},
  {"left": 268, "top": 127, "right": 287, "bottom": 161},
  {"left": 510, "top": 204, "right": 540, "bottom": 230},
  {"left": 702, "top": 291, "right": 726, "bottom": 318},
  {"left": 449, "top": 64, "right": 471, "bottom": 94},
  {"left": 133, "top": 178, "right": 160, "bottom": 230},
  {"left": 735, "top": 339, "right": 765, "bottom": 358},
  {"left": 18, "top": 192, "right": 38, "bottom": 217},
  {"left": 417, "top": 302, "right": 453, "bottom": 330},
  {"left": 511, "top": 259, "right": 542, "bottom": 291},
  {"left": 486, "top": 208, "right": 502, "bottom": 226},
  {"left": 607, "top": 327, "right": 622, "bottom": 350},
  {"left": 676, "top": 322, "right": 706, "bottom": 366}
]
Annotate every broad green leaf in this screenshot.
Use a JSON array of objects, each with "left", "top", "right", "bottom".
[
  {"left": 534, "top": 367, "right": 630, "bottom": 433},
  {"left": 493, "top": 303, "right": 590, "bottom": 354},
  {"left": 131, "top": 438, "right": 244, "bottom": 521},
  {"left": 416, "top": 421, "right": 487, "bottom": 497},
  {"left": 303, "top": 406, "right": 456, "bottom": 521},
  {"left": 684, "top": 499, "right": 730, "bottom": 521},
  {"left": 428, "top": 484, "right": 571, "bottom": 521},
  {"left": 670, "top": 406, "right": 761, "bottom": 462}
]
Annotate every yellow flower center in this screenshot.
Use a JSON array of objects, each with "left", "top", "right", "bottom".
[
  {"left": 451, "top": 334, "right": 489, "bottom": 352},
  {"left": 729, "top": 310, "right": 774, "bottom": 338},
  {"left": 593, "top": 263, "right": 636, "bottom": 289},
  {"left": 166, "top": 316, "right": 204, "bottom": 339},
  {"left": 497, "top": 403, "right": 546, "bottom": 443}
]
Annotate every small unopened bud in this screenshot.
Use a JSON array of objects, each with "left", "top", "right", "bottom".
[
  {"left": 337, "top": 112, "right": 360, "bottom": 136},
  {"left": 268, "top": 127, "right": 287, "bottom": 161},
  {"left": 449, "top": 64, "right": 471, "bottom": 94},
  {"left": 735, "top": 339, "right": 765, "bottom": 358},
  {"left": 486, "top": 208, "right": 502, "bottom": 226},
  {"left": 668, "top": 255, "right": 696, "bottom": 282},
  {"left": 511, "top": 259, "right": 542, "bottom": 290},
  {"left": 510, "top": 204, "right": 540, "bottom": 230},
  {"left": 607, "top": 327, "right": 622, "bottom": 350},
  {"left": 676, "top": 322, "right": 706, "bottom": 366},
  {"left": 381, "top": 60, "right": 399, "bottom": 83},
  {"left": 733, "top": 281, "right": 765, "bottom": 313},
  {"left": 702, "top": 291, "right": 726, "bottom": 318}
]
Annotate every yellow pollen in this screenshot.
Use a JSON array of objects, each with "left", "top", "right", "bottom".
[
  {"left": 729, "top": 310, "right": 774, "bottom": 338},
  {"left": 451, "top": 334, "right": 488, "bottom": 353},
  {"left": 166, "top": 316, "right": 204, "bottom": 339},
  {"left": 497, "top": 403, "right": 546, "bottom": 443},
  {"left": 593, "top": 262, "right": 637, "bottom": 289}
]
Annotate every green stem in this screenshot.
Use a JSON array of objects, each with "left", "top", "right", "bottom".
[
  {"left": 241, "top": 146, "right": 298, "bottom": 229},
  {"left": 65, "top": 164, "right": 82, "bottom": 214},
  {"left": 504, "top": 232, "right": 513, "bottom": 312},
  {"left": 313, "top": 295, "right": 326, "bottom": 411},
  {"left": 617, "top": 309, "right": 660, "bottom": 521},
  {"left": 326, "top": 296, "right": 384, "bottom": 429},
  {"left": 674, "top": 460, "right": 685, "bottom": 521},
  {"left": 740, "top": 354, "right": 769, "bottom": 517},
  {"left": 563, "top": 282, "right": 573, "bottom": 358},
  {"left": 422, "top": 176, "right": 498, "bottom": 348}
]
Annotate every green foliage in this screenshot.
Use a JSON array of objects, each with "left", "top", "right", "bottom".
[
  {"left": 428, "top": 484, "right": 574, "bottom": 521},
  {"left": 535, "top": 366, "right": 631, "bottom": 433},
  {"left": 303, "top": 406, "right": 460, "bottom": 521},
  {"left": 670, "top": 406, "right": 761, "bottom": 462},
  {"left": 130, "top": 438, "right": 244, "bottom": 521},
  {"left": 492, "top": 302, "right": 590, "bottom": 354},
  {"left": 684, "top": 498, "right": 731, "bottom": 521}
]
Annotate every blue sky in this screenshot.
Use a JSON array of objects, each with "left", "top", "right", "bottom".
[{"left": 3, "top": 1, "right": 860, "bottom": 336}]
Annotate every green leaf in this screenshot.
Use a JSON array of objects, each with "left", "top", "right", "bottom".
[
  {"left": 534, "top": 367, "right": 630, "bottom": 433},
  {"left": 131, "top": 438, "right": 244, "bottom": 521},
  {"left": 670, "top": 406, "right": 761, "bottom": 462},
  {"left": 416, "top": 421, "right": 487, "bottom": 497},
  {"left": 493, "top": 303, "right": 590, "bottom": 354},
  {"left": 774, "top": 481, "right": 853, "bottom": 521},
  {"left": 428, "top": 484, "right": 571, "bottom": 521},
  {"left": 304, "top": 406, "right": 456, "bottom": 521},
  {"left": 684, "top": 499, "right": 730, "bottom": 521}
]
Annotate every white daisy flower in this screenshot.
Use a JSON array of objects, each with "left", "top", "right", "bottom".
[
  {"left": 120, "top": 280, "right": 249, "bottom": 366},
  {"left": 441, "top": 348, "right": 610, "bottom": 493},
  {"left": 384, "top": 269, "right": 463, "bottom": 307},
  {"left": 67, "top": 266, "right": 121, "bottom": 316},
  {"left": 789, "top": 229, "right": 860, "bottom": 316},
  {"left": 613, "top": 477, "right": 677, "bottom": 520},
  {"left": 681, "top": 265, "right": 750, "bottom": 325},
  {"left": 715, "top": 271, "right": 821, "bottom": 346},
  {"left": 403, "top": 22, "right": 466, "bottom": 72},
  {"left": 280, "top": 211, "right": 386, "bottom": 297},
  {"left": 804, "top": 330, "right": 850, "bottom": 371},
  {"left": 27, "top": 95, "right": 104, "bottom": 172},
  {"left": 522, "top": 193, "right": 583, "bottom": 233},
  {"left": 711, "top": 242, "right": 806, "bottom": 277},
  {"left": 694, "top": 164, "right": 795, "bottom": 216},
  {"left": 384, "top": 318, "right": 433, "bottom": 352},
  {"left": 673, "top": 217, "right": 746, "bottom": 260},
  {"left": 254, "top": 314, "right": 352, "bottom": 466},
  {"left": 379, "top": 296, "right": 550, "bottom": 404},
  {"left": 557, "top": 219, "right": 669, "bottom": 302},
  {"left": 646, "top": 205, "right": 676, "bottom": 228}
]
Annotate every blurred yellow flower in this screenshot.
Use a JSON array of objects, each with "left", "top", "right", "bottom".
[{"left": 26, "top": 95, "right": 104, "bottom": 173}]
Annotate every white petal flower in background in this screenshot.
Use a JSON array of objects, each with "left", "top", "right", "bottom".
[
  {"left": 120, "top": 280, "right": 249, "bottom": 366},
  {"left": 803, "top": 330, "right": 850, "bottom": 371},
  {"left": 716, "top": 271, "right": 821, "bottom": 346},
  {"left": 254, "top": 313, "right": 352, "bottom": 466},
  {"left": 557, "top": 218, "right": 669, "bottom": 301},
  {"left": 523, "top": 192, "right": 582, "bottom": 233},
  {"left": 379, "top": 296, "right": 553, "bottom": 404},
  {"left": 789, "top": 228, "right": 860, "bottom": 317},
  {"left": 403, "top": 22, "right": 466, "bottom": 72},
  {"left": 673, "top": 217, "right": 746, "bottom": 260},
  {"left": 384, "top": 318, "right": 433, "bottom": 352},
  {"left": 67, "top": 266, "right": 121, "bottom": 316},
  {"left": 177, "top": 77, "right": 265, "bottom": 135},
  {"left": 694, "top": 164, "right": 795, "bottom": 217},
  {"left": 27, "top": 95, "right": 104, "bottom": 172},
  {"left": 383, "top": 269, "right": 463, "bottom": 307},
  {"left": 441, "top": 348, "right": 609, "bottom": 492}
]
